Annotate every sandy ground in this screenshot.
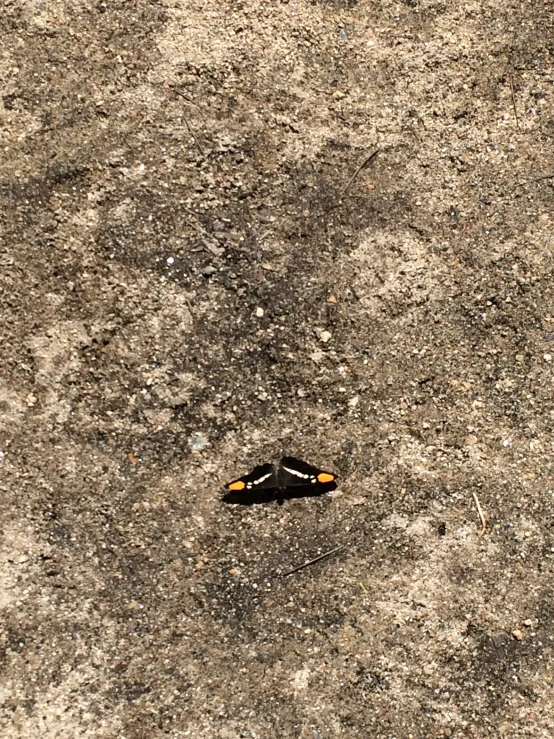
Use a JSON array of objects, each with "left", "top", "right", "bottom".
[{"left": 1, "top": 0, "right": 554, "bottom": 736}]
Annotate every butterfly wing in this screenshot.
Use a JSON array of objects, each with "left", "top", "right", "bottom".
[
  {"left": 222, "top": 464, "right": 277, "bottom": 505},
  {"left": 279, "top": 457, "right": 338, "bottom": 497}
]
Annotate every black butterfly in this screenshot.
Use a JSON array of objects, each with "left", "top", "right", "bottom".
[{"left": 222, "top": 457, "right": 338, "bottom": 505}]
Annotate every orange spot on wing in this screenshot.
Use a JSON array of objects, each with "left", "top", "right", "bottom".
[
  {"left": 317, "top": 473, "right": 335, "bottom": 483},
  {"left": 227, "top": 480, "right": 246, "bottom": 491}
]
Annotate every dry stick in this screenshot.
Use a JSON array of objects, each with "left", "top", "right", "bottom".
[
  {"left": 339, "top": 149, "right": 379, "bottom": 197},
  {"left": 182, "top": 207, "right": 225, "bottom": 255},
  {"left": 283, "top": 545, "right": 346, "bottom": 577},
  {"left": 509, "top": 75, "right": 520, "bottom": 131},
  {"left": 472, "top": 491, "right": 487, "bottom": 538},
  {"left": 183, "top": 116, "right": 205, "bottom": 157},
  {"left": 173, "top": 89, "right": 198, "bottom": 107},
  {"left": 173, "top": 90, "right": 205, "bottom": 156}
]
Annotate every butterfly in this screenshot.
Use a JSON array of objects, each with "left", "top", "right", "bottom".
[{"left": 222, "top": 456, "right": 338, "bottom": 505}]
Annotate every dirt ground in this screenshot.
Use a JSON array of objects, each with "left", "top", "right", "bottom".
[{"left": 1, "top": 0, "right": 554, "bottom": 736}]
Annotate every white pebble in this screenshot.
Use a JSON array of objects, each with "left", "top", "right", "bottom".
[
  {"left": 256, "top": 307, "right": 264, "bottom": 317},
  {"left": 167, "top": 256, "right": 174, "bottom": 265}
]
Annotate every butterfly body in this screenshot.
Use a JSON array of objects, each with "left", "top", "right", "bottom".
[{"left": 222, "top": 457, "right": 337, "bottom": 505}]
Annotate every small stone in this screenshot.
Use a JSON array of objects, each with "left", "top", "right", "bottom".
[
  {"left": 348, "top": 396, "right": 359, "bottom": 407},
  {"left": 319, "top": 330, "right": 332, "bottom": 343},
  {"left": 167, "top": 256, "right": 174, "bottom": 265},
  {"left": 523, "top": 619, "right": 533, "bottom": 627},
  {"left": 202, "top": 265, "right": 217, "bottom": 276},
  {"left": 297, "top": 389, "right": 306, "bottom": 397},
  {"left": 188, "top": 433, "right": 208, "bottom": 452},
  {"left": 255, "top": 307, "right": 264, "bottom": 317},
  {"left": 544, "top": 353, "right": 552, "bottom": 362},
  {"left": 512, "top": 629, "right": 523, "bottom": 641},
  {"left": 302, "top": 209, "right": 310, "bottom": 217},
  {"left": 328, "top": 294, "right": 337, "bottom": 304},
  {"left": 491, "top": 633, "right": 509, "bottom": 648}
]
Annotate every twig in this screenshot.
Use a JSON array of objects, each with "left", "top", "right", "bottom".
[
  {"left": 509, "top": 75, "right": 520, "bottom": 131},
  {"left": 183, "top": 207, "right": 225, "bottom": 255},
  {"left": 173, "top": 91, "right": 205, "bottom": 156},
  {"left": 339, "top": 149, "right": 379, "bottom": 197},
  {"left": 183, "top": 115, "right": 205, "bottom": 157},
  {"left": 472, "top": 491, "right": 487, "bottom": 538},
  {"left": 173, "top": 89, "right": 198, "bottom": 107},
  {"left": 283, "top": 545, "right": 345, "bottom": 576}
]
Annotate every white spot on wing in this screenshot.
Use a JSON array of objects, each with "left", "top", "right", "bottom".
[
  {"left": 282, "top": 466, "right": 310, "bottom": 479},
  {"left": 253, "top": 472, "right": 272, "bottom": 485}
]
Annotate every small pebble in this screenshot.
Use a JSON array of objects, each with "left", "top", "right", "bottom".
[
  {"left": 544, "top": 353, "right": 552, "bottom": 362},
  {"left": 167, "top": 256, "right": 174, "bottom": 265},
  {"left": 256, "top": 307, "right": 264, "bottom": 317},
  {"left": 491, "top": 633, "right": 509, "bottom": 648},
  {"left": 512, "top": 629, "right": 523, "bottom": 641},
  {"left": 188, "top": 433, "right": 209, "bottom": 452},
  {"left": 523, "top": 619, "right": 533, "bottom": 627},
  {"left": 319, "top": 330, "right": 332, "bottom": 343}
]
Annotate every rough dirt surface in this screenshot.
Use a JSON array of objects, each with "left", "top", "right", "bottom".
[{"left": 2, "top": 0, "right": 554, "bottom": 737}]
